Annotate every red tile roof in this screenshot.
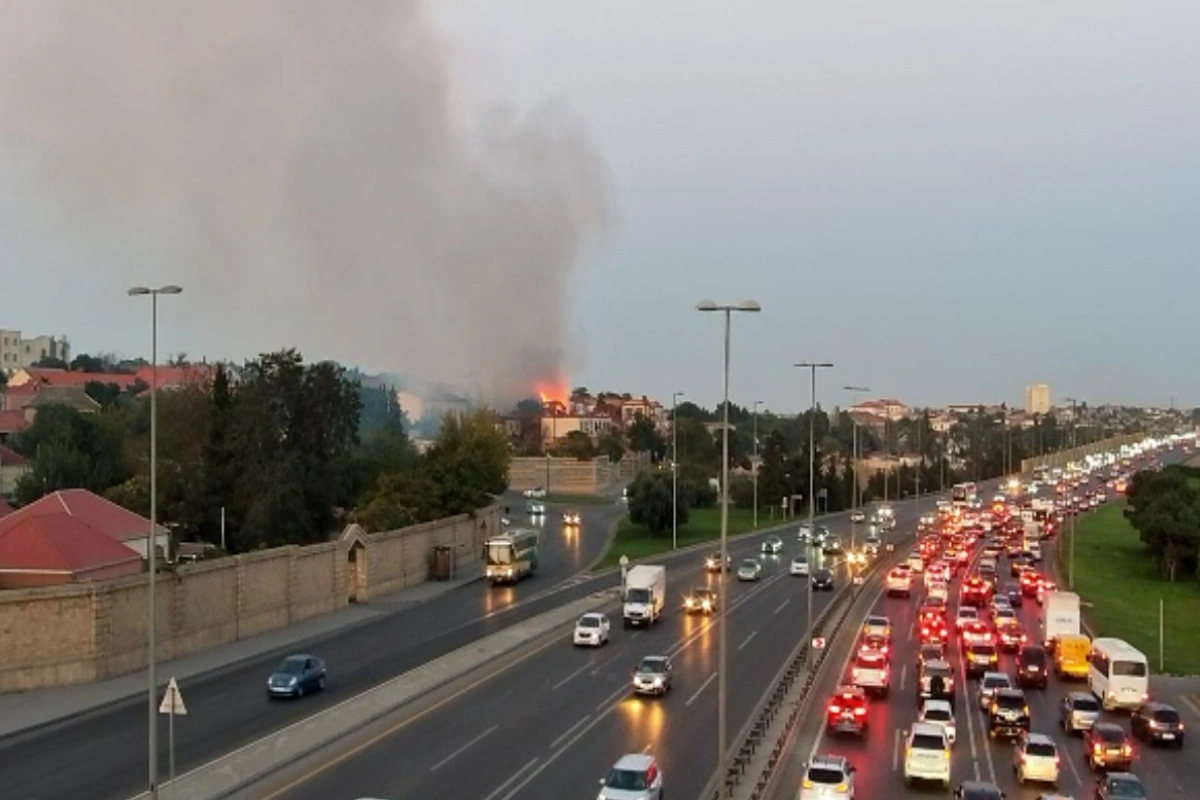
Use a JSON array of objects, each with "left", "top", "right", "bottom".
[
  {"left": 0, "top": 410, "right": 27, "bottom": 435},
  {"left": 0, "top": 444, "right": 29, "bottom": 467},
  {"left": 21, "top": 368, "right": 142, "bottom": 389},
  {"left": 1, "top": 489, "right": 166, "bottom": 543},
  {"left": 133, "top": 364, "right": 214, "bottom": 388},
  {"left": 0, "top": 513, "right": 143, "bottom": 576}
]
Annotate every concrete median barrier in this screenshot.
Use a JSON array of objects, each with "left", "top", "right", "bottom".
[{"left": 125, "top": 589, "right": 620, "bottom": 800}]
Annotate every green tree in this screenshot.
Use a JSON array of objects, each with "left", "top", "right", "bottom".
[
  {"left": 597, "top": 431, "right": 624, "bottom": 464},
  {"left": 419, "top": 409, "right": 511, "bottom": 516},
  {"left": 70, "top": 353, "right": 109, "bottom": 372},
  {"left": 12, "top": 405, "right": 132, "bottom": 503},
  {"left": 675, "top": 417, "right": 717, "bottom": 472},
  {"left": 354, "top": 470, "right": 443, "bottom": 532},
  {"left": 627, "top": 470, "right": 687, "bottom": 534},
  {"left": 558, "top": 430, "right": 597, "bottom": 460},
  {"left": 628, "top": 413, "right": 666, "bottom": 461},
  {"left": 84, "top": 380, "right": 126, "bottom": 408},
  {"left": 1124, "top": 466, "right": 1200, "bottom": 581},
  {"left": 31, "top": 356, "right": 68, "bottom": 369}
]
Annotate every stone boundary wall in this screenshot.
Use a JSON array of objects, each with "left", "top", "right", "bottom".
[
  {"left": 0, "top": 504, "right": 500, "bottom": 692},
  {"left": 507, "top": 455, "right": 617, "bottom": 494}
]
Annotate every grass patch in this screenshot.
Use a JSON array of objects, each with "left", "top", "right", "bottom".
[
  {"left": 1064, "top": 501, "right": 1200, "bottom": 675},
  {"left": 543, "top": 492, "right": 613, "bottom": 506},
  {"left": 595, "top": 507, "right": 769, "bottom": 569}
]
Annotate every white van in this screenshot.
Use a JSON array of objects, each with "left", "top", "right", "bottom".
[
  {"left": 1088, "top": 637, "right": 1149, "bottom": 710},
  {"left": 903, "top": 722, "right": 951, "bottom": 788}
]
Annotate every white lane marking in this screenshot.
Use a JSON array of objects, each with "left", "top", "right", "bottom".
[
  {"left": 907, "top": 621, "right": 914, "bottom": 641},
  {"left": 1061, "top": 730, "right": 1084, "bottom": 788},
  {"left": 738, "top": 631, "right": 758, "bottom": 651},
  {"left": 899, "top": 664, "right": 907, "bottom": 691},
  {"left": 959, "top": 627, "right": 982, "bottom": 782},
  {"left": 479, "top": 756, "right": 539, "bottom": 800},
  {"left": 775, "top": 598, "right": 791, "bottom": 614},
  {"left": 892, "top": 728, "right": 901, "bottom": 771},
  {"left": 589, "top": 645, "right": 630, "bottom": 676},
  {"left": 429, "top": 724, "right": 498, "bottom": 772},
  {"left": 548, "top": 715, "right": 592, "bottom": 751},
  {"left": 686, "top": 672, "right": 717, "bottom": 706},
  {"left": 552, "top": 660, "right": 594, "bottom": 691}
]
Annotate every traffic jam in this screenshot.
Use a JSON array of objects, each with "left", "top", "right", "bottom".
[{"left": 800, "top": 462, "right": 1186, "bottom": 800}]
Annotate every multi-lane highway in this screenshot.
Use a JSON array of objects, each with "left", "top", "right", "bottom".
[
  {"left": 225, "top": 495, "right": 945, "bottom": 800},
  {"left": 779, "top": 449, "right": 1194, "bottom": 800},
  {"left": 0, "top": 492, "right": 623, "bottom": 800}
]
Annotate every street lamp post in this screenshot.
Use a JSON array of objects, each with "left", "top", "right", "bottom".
[
  {"left": 697, "top": 299, "right": 760, "bottom": 791},
  {"left": 752, "top": 400, "right": 763, "bottom": 529},
  {"left": 797, "top": 361, "right": 833, "bottom": 666},
  {"left": 843, "top": 385, "right": 869, "bottom": 549},
  {"left": 128, "top": 284, "right": 183, "bottom": 800},
  {"left": 672, "top": 391, "right": 684, "bottom": 550}
]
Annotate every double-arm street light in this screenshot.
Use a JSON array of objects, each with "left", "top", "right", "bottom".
[
  {"left": 797, "top": 361, "right": 834, "bottom": 666},
  {"left": 752, "top": 400, "right": 763, "bottom": 529},
  {"left": 697, "top": 298, "right": 760, "bottom": 790},
  {"left": 128, "top": 284, "right": 183, "bottom": 800},
  {"left": 843, "top": 385, "right": 870, "bottom": 549},
  {"left": 672, "top": 390, "right": 684, "bottom": 549}
]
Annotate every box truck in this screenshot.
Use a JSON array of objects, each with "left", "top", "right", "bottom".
[
  {"left": 623, "top": 564, "right": 666, "bottom": 628},
  {"left": 1040, "top": 591, "right": 1081, "bottom": 649}
]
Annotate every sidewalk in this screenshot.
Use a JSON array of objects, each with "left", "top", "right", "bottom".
[{"left": 0, "top": 564, "right": 482, "bottom": 740}]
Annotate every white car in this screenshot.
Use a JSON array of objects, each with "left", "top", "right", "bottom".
[
  {"left": 526, "top": 501, "right": 545, "bottom": 515},
  {"left": 563, "top": 511, "right": 581, "bottom": 526},
  {"left": 886, "top": 567, "right": 913, "bottom": 597},
  {"left": 761, "top": 535, "right": 783, "bottom": 554},
  {"left": 798, "top": 754, "right": 856, "bottom": 800},
  {"left": 918, "top": 698, "right": 956, "bottom": 746},
  {"left": 737, "top": 558, "right": 762, "bottom": 581},
  {"left": 906, "top": 554, "right": 925, "bottom": 573},
  {"left": 926, "top": 581, "right": 948, "bottom": 603},
  {"left": 573, "top": 612, "right": 610, "bottom": 647},
  {"left": 955, "top": 607, "right": 979, "bottom": 631},
  {"left": 790, "top": 555, "right": 810, "bottom": 577},
  {"left": 977, "top": 671, "right": 1013, "bottom": 710},
  {"left": 851, "top": 648, "right": 890, "bottom": 698},
  {"left": 598, "top": 753, "right": 664, "bottom": 800},
  {"left": 1013, "top": 732, "right": 1060, "bottom": 787},
  {"left": 524, "top": 486, "right": 546, "bottom": 499},
  {"left": 903, "top": 722, "right": 951, "bottom": 788},
  {"left": 849, "top": 510, "right": 866, "bottom": 523}
]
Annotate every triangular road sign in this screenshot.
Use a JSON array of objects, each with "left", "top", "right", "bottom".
[{"left": 159, "top": 677, "right": 187, "bottom": 716}]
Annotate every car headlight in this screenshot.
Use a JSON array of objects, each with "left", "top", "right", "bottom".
[{"left": 653, "top": 677, "right": 663, "bottom": 686}]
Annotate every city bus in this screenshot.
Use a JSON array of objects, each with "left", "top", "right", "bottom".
[
  {"left": 951, "top": 482, "right": 978, "bottom": 507},
  {"left": 484, "top": 528, "right": 540, "bottom": 585},
  {"left": 1088, "top": 637, "right": 1149, "bottom": 710}
]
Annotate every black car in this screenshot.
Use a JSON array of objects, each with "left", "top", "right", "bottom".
[
  {"left": 822, "top": 537, "right": 843, "bottom": 556},
  {"left": 1015, "top": 644, "right": 1049, "bottom": 689},
  {"left": 1131, "top": 701, "right": 1185, "bottom": 748},
  {"left": 987, "top": 688, "right": 1029, "bottom": 739},
  {"left": 1001, "top": 583, "right": 1023, "bottom": 608},
  {"left": 964, "top": 643, "right": 999, "bottom": 679},
  {"left": 1084, "top": 722, "right": 1134, "bottom": 771},
  {"left": 812, "top": 568, "right": 835, "bottom": 591},
  {"left": 1095, "top": 771, "right": 1148, "bottom": 800},
  {"left": 953, "top": 781, "right": 1003, "bottom": 800}
]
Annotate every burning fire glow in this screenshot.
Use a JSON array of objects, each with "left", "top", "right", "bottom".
[{"left": 534, "top": 375, "right": 571, "bottom": 407}]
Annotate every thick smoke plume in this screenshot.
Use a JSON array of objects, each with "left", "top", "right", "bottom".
[{"left": 0, "top": 2, "right": 610, "bottom": 403}]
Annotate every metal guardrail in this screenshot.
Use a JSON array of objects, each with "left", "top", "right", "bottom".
[{"left": 702, "top": 534, "right": 916, "bottom": 800}]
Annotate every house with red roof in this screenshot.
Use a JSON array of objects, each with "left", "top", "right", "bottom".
[
  {"left": 0, "top": 513, "right": 144, "bottom": 589},
  {"left": 0, "top": 444, "right": 30, "bottom": 498},
  {"left": 4, "top": 489, "right": 169, "bottom": 559},
  {"left": 0, "top": 410, "right": 26, "bottom": 443}
]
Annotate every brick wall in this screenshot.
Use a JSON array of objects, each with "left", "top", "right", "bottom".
[{"left": 0, "top": 504, "right": 499, "bottom": 692}]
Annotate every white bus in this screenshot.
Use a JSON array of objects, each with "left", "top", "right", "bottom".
[
  {"left": 951, "top": 482, "right": 977, "bottom": 507},
  {"left": 1088, "top": 637, "right": 1149, "bottom": 710},
  {"left": 484, "top": 528, "right": 540, "bottom": 585}
]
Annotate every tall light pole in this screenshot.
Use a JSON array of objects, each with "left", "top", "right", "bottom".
[
  {"left": 672, "top": 390, "right": 684, "bottom": 549},
  {"left": 1065, "top": 397, "right": 1079, "bottom": 453},
  {"left": 797, "top": 361, "right": 834, "bottom": 664},
  {"left": 697, "top": 299, "right": 760, "bottom": 789},
  {"left": 752, "top": 400, "right": 763, "bottom": 529},
  {"left": 915, "top": 408, "right": 923, "bottom": 498},
  {"left": 844, "top": 385, "right": 869, "bottom": 548},
  {"left": 128, "top": 284, "right": 183, "bottom": 800}
]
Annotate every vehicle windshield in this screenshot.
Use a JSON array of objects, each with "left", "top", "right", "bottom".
[
  {"left": 994, "top": 694, "right": 1025, "bottom": 710},
  {"left": 578, "top": 616, "right": 600, "bottom": 628},
  {"left": 1153, "top": 708, "right": 1181, "bottom": 723},
  {"left": 627, "top": 588, "right": 651, "bottom": 603},
  {"left": 969, "top": 644, "right": 996, "bottom": 656},
  {"left": 1097, "top": 726, "right": 1126, "bottom": 743},
  {"left": 924, "top": 707, "right": 951, "bottom": 722},
  {"left": 806, "top": 767, "right": 845, "bottom": 785},
  {"left": 1107, "top": 778, "right": 1147, "bottom": 798},
  {"left": 926, "top": 664, "right": 951, "bottom": 679},
  {"left": 741, "top": 559, "right": 757, "bottom": 569},
  {"left": 856, "top": 654, "right": 883, "bottom": 668},
  {"left": 982, "top": 676, "right": 1010, "bottom": 689},
  {"left": 1020, "top": 649, "right": 1046, "bottom": 664},
  {"left": 793, "top": 555, "right": 808, "bottom": 563},
  {"left": 277, "top": 658, "right": 305, "bottom": 674},
  {"left": 604, "top": 768, "right": 649, "bottom": 791},
  {"left": 638, "top": 659, "right": 667, "bottom": 674},
  {"left": 1025, "top": 741, "right": 1056, "bottom": 757},
  {"left": 1072, "top": 695, "right": 1101, "bottom": 711},
  {"left": 694, "top": 590, "right": 714, "bottom": 600},
  {"left": 910, "top": 732, "right": 945, "bottom": 750},
  {"left": 486, "top": 542, "right": 514, "bottom": 565},
  {"left": 1114, "top": 659, "right": 1148, "bottom": 677},
  {"left": 959, "top": 609, "right": 977, "bottom": 618}
]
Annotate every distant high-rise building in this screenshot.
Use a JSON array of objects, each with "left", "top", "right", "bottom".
[{"left": 1025, "top": 383, "right": 1051, "bottom": 415}]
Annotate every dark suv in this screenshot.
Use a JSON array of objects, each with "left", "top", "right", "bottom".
[
  {"left": 965, "top": 643, "right": 999, "bottom": 679},
  {"left": 1131, "top": 701, "right": 1185, "bottom": 748},
  {"left": 1015, "top": 645, "right": 1049, "bottom": 689},
  {"left": 1084, "top": 722, "right": 1133, "bottom": 771},
  {"left": 987, "top": 688, "right": 1030, "bottom": 739}
]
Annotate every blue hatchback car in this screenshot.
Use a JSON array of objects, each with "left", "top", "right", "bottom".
[{"left": 267, "top": 654, "right": 326, "bottom": 699}]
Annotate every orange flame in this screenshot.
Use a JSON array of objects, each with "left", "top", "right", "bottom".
[{"left": 533, "top": 374, "right": 571, "bottom": 408}]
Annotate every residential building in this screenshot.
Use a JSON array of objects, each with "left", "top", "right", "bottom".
[
  {"left": 2, "top": 489, "right": 169, "bottom": 560},
  {"left": 0, "top": 330, "right": 71, "bottom": 375},
  {"left": 0, "top": 512, "right": 144, "bottom": 588},
  {"left": 1025, "top": 383, "right": 1052, "bottom": 415},
  {"left": 0, "top": 444, "right": 30, "bottom": 498},
  {"left": 1, "top": 383, "right": 100, "bottom": 432},
  {"left": 850, "top": 398, "right": 909, "bottom": 422},
  {"left": 541, "top": 413, "right": 614, "bottom": 444},
  {"left": 7, "top": 364, "right": 213, "bottom": 393},
  {"left": 397, "top": 387, "right": 471, "bottom": 423},
  {"left": 0, "top": 411, "right": 24, "bottom": 443}
]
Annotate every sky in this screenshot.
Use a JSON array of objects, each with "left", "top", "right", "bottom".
[{"left": 2, "top": 1, "right": 1198, "bottom": 412}]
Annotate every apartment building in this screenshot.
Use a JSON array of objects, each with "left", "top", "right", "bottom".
[
  {"left": 0, "top": 330, "right": 71, "bottom": 375},
  {"left": 1025, "top": 383, "right": 1052, "bottom": 415}
]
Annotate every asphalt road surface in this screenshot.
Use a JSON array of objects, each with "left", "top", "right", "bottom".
[
  {"left": 780, "top": 450, "right": 1194, "bottom": 800},
  {"left": 227, "top": 493, "right": 952, "bottom": 800},
  {"left": 0, "top": 491, "right": 623, "bottom": 800}
]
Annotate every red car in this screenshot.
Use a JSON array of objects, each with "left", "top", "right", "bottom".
[
  {"left": 920, "top": 618, "right": 950, "bottom": 645},
  {"left": 962, "top": 577, "right": 992, "bottom": 607},
  {"left": 827, "top": 685, "right": 869, "bottom": 735}
]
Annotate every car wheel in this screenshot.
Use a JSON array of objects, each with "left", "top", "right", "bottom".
[
  {"left": 317, "top": 676, "right": 326, "bottom": 691},
  {"left": 296, "top": 685, "right": 304, "bottom": 698}
]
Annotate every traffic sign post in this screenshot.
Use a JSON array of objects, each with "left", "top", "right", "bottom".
[
  {"left": 619, "top": 555, "right": 629, "bottom": 595},
  {"left": 811, "top": 636, "right": 826, "bottom": 649},
  {"left": 159, "top": 677, "right": 187, "bottom": 786}
]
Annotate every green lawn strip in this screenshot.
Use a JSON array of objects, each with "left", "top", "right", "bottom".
[
  {"left": 595, "top": 508, "right": 775, "bottom": 569},
  {"left": 1065, "top": 501, "right": 1200, "bottom": 675},
  {"left": 543, "top": 492, "right": 613, "bottom": 506}
]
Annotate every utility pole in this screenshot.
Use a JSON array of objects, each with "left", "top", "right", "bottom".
[
  {"left": 797, "top": 361, "right": 834, "bottom": 669},
  {"left": 844, "top": 385, "right": 870, "bottom": 547},
  {"left": 672, "top": 391, "right": 683, "bottom": 549},
  {"left": 915, "top": 410, "right": 922, "bottom": 498},
  {"left": 752, "top": 400, "right": 763, "bottom": 529}
]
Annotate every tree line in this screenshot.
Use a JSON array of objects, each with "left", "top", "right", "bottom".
[
  {"left": 1123, "top": 464, "right": 1200, "bottom": 582},
  {"left": 4, "top": 349, "right": 510, "bottom": 552}
]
